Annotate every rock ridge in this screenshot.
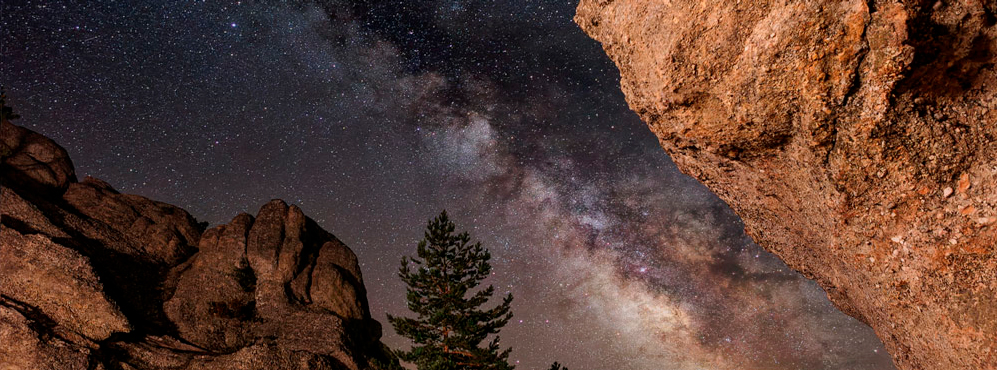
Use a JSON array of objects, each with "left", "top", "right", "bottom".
[{"left": 0, "top": 119, "right": 396, "bottom": 370}]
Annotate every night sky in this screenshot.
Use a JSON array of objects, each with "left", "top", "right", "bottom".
[{"left": 2, "top": 1, "right": 896, "bottom": 369}]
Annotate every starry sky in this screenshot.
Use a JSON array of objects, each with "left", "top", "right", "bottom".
[{"left": 2, "top": 0, "right": 896, "bottom": 369}]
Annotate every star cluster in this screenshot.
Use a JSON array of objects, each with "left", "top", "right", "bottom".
[{"left": 2, "top": 1, "right": 894, "bottom": 369}]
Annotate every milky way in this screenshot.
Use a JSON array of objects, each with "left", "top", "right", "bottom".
[{"left": 2, "top": 0, "right": 894, "bottom": 369}]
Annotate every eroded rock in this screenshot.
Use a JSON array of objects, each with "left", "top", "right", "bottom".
[
  {"left": 0, "top": 228, "right": 130, "bottom": 342},
  {"left": 165, "top": 202, "right": 373, "bottom": 357},
  {"left": 0, "top": 304, "right": 93, "bottom": 370},
  {"left": 0, "top": 120, "right": 76, "bottom": 195},
  {"left": 576, "top": 0, "right": 997, "bottom": 368},
  {"left": 0, "top": 120, "right": 395, "bottom": 369}
]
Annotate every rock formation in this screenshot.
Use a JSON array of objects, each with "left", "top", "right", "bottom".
[
  {"left": 575, "top": 1, "right": 997, "bottom": 368},
  {"left": 0, "top": 119, "right": 397, "bottom": 369}
]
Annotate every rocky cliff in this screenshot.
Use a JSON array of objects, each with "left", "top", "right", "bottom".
[
  {"left": 576, "top": 1, "right": 997, "bottom": 368},
  {"left": 0, "top": 119, "right": 397, "bottom": 370}
]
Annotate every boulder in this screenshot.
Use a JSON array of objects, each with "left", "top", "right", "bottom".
[
  {"left": 166, "top": 201, "right": 375, "bottom": 356},
  {"left": 1, "top": 119, "right": 76, "bottom": 195},
  {"left": 63, "top": 177, "right": 201, "bottom": 265},
  {"left": 164, "top": 214, "right": 257, "bottom": 351}
]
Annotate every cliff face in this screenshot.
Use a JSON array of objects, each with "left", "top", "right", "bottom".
[
  {"left": 0, "top": 120, "right": 395, "bottom": 370},
  {"left": 575, "top": 1, "right": 997, "bottom": 368}
]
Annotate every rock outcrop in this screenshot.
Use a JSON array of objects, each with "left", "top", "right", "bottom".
[
  {"left": 0, "top": 119, "right": 397, "bottom": 369},
  {"left": 576, "top": 1, "right": 996, "bottom": 368}
]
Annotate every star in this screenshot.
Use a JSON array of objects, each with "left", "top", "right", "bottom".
[{"left": 2, "top": 0, "right": 895, "bottom": 369}]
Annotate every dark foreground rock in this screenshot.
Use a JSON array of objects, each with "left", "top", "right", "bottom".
[
  {"left": 575, "top": 1, "right": 997, "bottom": 369},
  {"left": 0, "top": 119, "right": 397, "bottom": 370}
]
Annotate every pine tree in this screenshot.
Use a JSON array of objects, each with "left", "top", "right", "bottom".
[
  {"left": 548, "top": 362, "right": 567, "bottom": 370},
  {"left": 388, "top": 211, "right": 514, "bottom": 370}
]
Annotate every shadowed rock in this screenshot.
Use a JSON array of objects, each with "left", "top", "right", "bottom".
[{"left": 165, "top": 201, "right": 375, "bottom": 365}]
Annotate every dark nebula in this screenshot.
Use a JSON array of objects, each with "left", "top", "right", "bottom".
[{"left": 2, "top": 0, "right": 895, "bottom": 369}]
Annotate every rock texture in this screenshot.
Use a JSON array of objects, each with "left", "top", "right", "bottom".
[
  {"left": 0, "top": 119, "right": 397, "bottom": 370},
  {"left": 576, "top": 1, "right": 997, "bottom": 368}
]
